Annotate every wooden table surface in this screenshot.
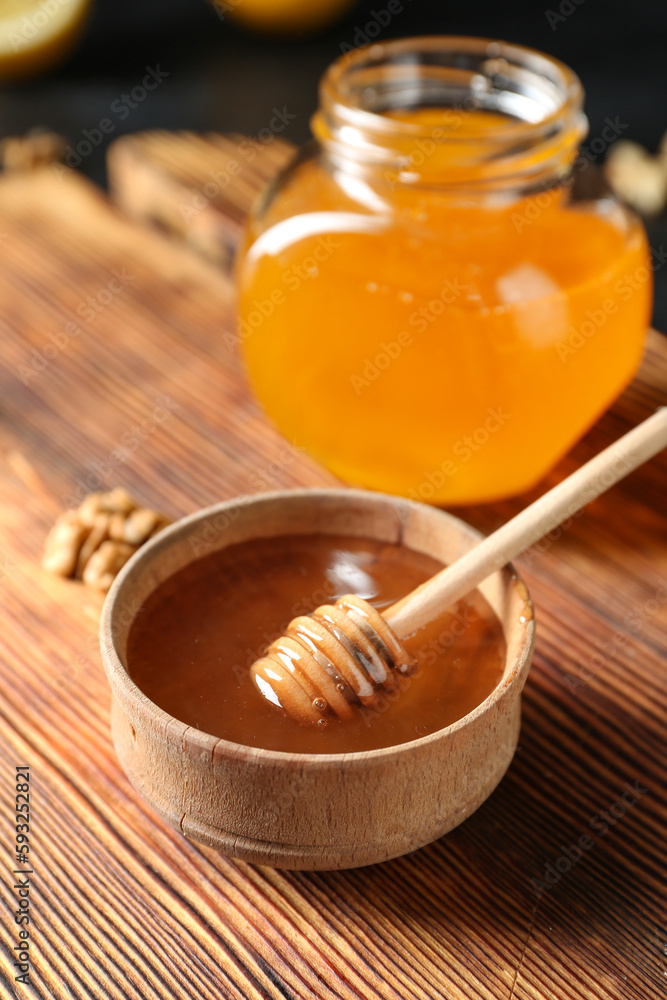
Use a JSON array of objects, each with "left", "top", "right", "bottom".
[{"left": 0, "top": 162, "right": 665, "bottom": 1000}]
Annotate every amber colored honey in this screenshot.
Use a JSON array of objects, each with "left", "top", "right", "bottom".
[
  {"left": 126, "top": 534, "right": 506, "bottom": 754},
  {"left": 237, "top": 109, "right": 651, "bottom": 503}
]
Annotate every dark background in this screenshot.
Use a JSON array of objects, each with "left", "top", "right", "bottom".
[{"left": 3, "top": 0, "right": 667, "bottom": 326}]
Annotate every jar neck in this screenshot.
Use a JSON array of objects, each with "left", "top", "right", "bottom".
[{"left": 311, "top": 36, "right": 588, "bottom": 194}]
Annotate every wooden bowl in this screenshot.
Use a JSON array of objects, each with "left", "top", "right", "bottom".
[{"left": 100, "top": 489, "right": 535, "bottom": 870}]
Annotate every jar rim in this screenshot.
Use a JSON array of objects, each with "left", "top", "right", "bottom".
[{"left": 313, "top": 35, "right": 588, "bottom": 188}]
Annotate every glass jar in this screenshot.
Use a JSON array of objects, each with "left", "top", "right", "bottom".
[{"left": 236, "top": 37, "right": 651, "bottom": 504}]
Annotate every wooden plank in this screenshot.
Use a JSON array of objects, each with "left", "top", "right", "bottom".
[
  {"left": 0, "top": 164, "right": 664, "bottom": 999},
  {"left": 107, "top": 130, "right": 296, "bottom": 270}
]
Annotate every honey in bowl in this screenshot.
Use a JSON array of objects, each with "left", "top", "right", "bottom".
[{"left": 126, "top": 533, "right": 506, "bottom": 754}]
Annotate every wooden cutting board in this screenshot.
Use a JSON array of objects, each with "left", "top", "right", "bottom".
[
  {"left": 0, "top": 158, "right": 665, "bottom": 1000},
  {"left": 107, "top": 130, "right": 296, "bottom": 269}
]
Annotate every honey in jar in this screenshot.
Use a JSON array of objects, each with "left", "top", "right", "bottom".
[
  {"left": 236, "top": 37, "right": 651, "bottom": 504},
  {"left": 126, "top": 533, "right": 506, "bottom": 754}
]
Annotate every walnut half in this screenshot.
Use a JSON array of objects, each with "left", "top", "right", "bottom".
[{"left": 42, "top": 489, "right": 171, "bottom": 591}]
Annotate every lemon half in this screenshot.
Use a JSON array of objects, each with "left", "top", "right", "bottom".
[
  {"left": 0, "top": 0, "right": 91, "bottom": 80},
  {"left": 216, "top": 0, "right": 356, "bottom": 35}
]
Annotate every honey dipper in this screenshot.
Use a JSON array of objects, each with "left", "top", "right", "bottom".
[{"left": 251, "top": 409, "right": 667, "bottom": 727}]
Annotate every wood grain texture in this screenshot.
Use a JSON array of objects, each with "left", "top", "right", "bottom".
[
  {"left": 386, "top": 408, "right": 667, "bottom": 638},
  {"left": 107, "top": 130, "right": 296, "bottom": 270},
  {"left": 0, "top": 164, "right": 664, "bottom": 999}
]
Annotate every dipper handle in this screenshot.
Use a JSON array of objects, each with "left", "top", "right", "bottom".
[{"left": 386, "top": 408, "right": 667, "bottom": 639}]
